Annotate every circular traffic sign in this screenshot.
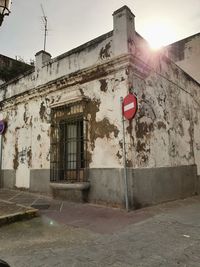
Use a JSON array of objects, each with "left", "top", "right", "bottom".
[
  {"left": 122, "top": 93, "right": 137, "bottom": 120},
  {"left": 0, "top": 120, "right": 6, "bottom": 135}
]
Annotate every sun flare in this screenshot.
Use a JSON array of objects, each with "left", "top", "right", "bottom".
[{"left": 142, "top": 19, "right": 177, "bottom": 50}]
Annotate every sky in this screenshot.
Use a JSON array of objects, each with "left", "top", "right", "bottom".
[{"left": 0, "top": 0, "right": 200, "bottom": 62}]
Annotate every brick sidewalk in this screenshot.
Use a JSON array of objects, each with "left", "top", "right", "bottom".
[{"left": 0, "top": 189, "right": 38, "bottom": 226}]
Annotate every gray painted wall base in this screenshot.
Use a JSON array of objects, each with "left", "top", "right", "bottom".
[
  {"left": 30, "top": 169, "right": 50, "bottom": 193},
  {"left": 197, "top": 175, "right": 200, "bottom": 194},
  {"left": 129, "top": 165, "right": 197, "bottom": 208},
  {"left": 51, "top": 187, "right": 89, "bottom": 202},
  {"left": 0, "top": 165, "right": 198, "bottom": 209},
  {"left": 89, "top": 165, "right": 198, "bottom": 209},
  {"left": 0, "top": 170, "right": 16, "bottom": 189},
  {"left": 88, "top": 168, "right": 125, "bottom": 208}
]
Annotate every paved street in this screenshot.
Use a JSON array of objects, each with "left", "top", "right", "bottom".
[{"left": 0, "top": 190, "right": 200, "bottom": 266}]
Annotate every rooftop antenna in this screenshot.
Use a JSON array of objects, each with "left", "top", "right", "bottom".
[{"left": 40, "top": 4, "right": 48, "bottom": 51}]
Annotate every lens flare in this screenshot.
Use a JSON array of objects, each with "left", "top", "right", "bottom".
[{"left": 141, "top": 19, "right": 177, "bottom": 50}]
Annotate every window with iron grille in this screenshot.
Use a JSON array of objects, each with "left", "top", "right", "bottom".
[{"left": 50, "top": 101, "right": 88, "bottom": 183}]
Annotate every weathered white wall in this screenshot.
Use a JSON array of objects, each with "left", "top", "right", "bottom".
[
  {"left": 83, "top": 70, "right": 127, "bottom": 168},
  {"left": 125, "top": 54, "right": 200, "bottom": 174},
  {"left": 0, "top": 66, "right": 127, "bottom": 188},
  {"left": 0, "top": 33, "right": 113, "bottom": 102}
]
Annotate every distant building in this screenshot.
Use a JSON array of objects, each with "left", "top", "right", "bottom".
[
  {"left": 0, "top": 6, "right": 199, "bottom": 209},
  {"left": 0, "top": 54, "right": 33, "bottom": 85},
  {"left": 166, "top": 33, "right": 200, "bottom": 83}
]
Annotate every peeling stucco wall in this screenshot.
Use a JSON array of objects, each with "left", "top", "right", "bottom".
[
  {"left": 1, "top": 97, "right": 51, "bottom": 188},
  {"left": 0, "top": 30, "right": 115, "bottom": 190},
  {"left": 124, "top": 53, "right": 200, "bottom": 174},
  {"left": 0, "top": 32, "right": 113, "bottom": 102},
  {"left": 0, "top": 63, "right": 128, "bottom": 188},
  {"left": 83, "top": 70, "right": 127, "bottom": 168}
]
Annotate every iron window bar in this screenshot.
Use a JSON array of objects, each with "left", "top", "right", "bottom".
[{"left": 50, "top": 101, "right": 88, "bottom": 183}]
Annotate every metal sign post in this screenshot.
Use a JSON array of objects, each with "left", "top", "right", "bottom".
[
  {"left": 0, "top": 120, "right": 6, "bottom": 188},
  {"left": 120, "top": 97, "right": 129, "bottom": 211},
  {"left": 121, "top": 92, "right": 138, "bottom": 211}
]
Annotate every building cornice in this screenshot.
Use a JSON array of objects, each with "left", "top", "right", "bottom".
[{"left": 0, "top": 54, "right": 151, "bottom": 109}]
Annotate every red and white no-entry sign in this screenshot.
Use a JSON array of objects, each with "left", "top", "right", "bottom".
[{"left": 122, "top": 93, "right": 138, "bottom": 120}]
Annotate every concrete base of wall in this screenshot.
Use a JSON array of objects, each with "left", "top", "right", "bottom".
[
  {"left": 50, "top": 182, "right": 90, "bottom": 202},
  {"left": 0, "top": 170, "right": 16, "bottom": 189},
  {"left": 88, "top": 168, "right": 125, "bottom": 208},
  {"left": 30, "top": 169, "right": 50, "bottom": 193},
  {"left": 89, "top": 165, "right": 198, "bottom": 209},
  {"left": 0, "top": 165, "right": 198, "bottom": 210},
  {"left": 129, "top": 165, "right": 198, "bottom": 208},
  {"left": 197, "top": 175, "right": 200, "bottom": 194}
]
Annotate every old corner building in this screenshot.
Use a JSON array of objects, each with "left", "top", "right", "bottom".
[{"left": 0, "top": 6, "right": 200, "bottom": 209}]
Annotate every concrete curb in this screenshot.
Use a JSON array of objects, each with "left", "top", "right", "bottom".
[
  {"left": 0, "top": 200, "right": 38, "bottom": 227},
  {"left": 0, "top": 209, "right": 38, "bottom": 227}
]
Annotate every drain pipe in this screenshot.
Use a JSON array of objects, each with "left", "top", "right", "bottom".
[{"left": 120, "top": 97, "right": 129, "bottom": 211}]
